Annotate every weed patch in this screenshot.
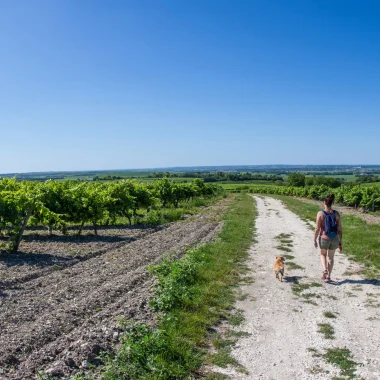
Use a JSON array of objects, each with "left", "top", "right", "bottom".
[
  {"left": 292, "top": 283, "right": 311, "bottom": 295},
  {"left": 307, "top": 347, "right": 322, "bottom": 358},
  {"left": 287, "top": 262, "right": 305, "bottom": 270},
  {"left": 302, "top": 293, "right": 321, "bottom": 300},
  {"left": 225, "top": 330, "right": 251, "bottom": 339},
  {"left": 303, "top": 300, "right": 318, "bottom": 306},
  {"left": 283, "top": 254, "right": 295, "bottom": 260},
  {"left": 323, "top": 348, "right": 359, "bottom": 379},
  {"left": 228, "top": 311, "right": 244, "bottom": 326},
  {"left": 274, "top": 233, "right": 292, "bottom": 240},
  {"left": 204, "top": 373, "right": 228, "bottom": 380},
  {"left": 318, "top": 323, "right": 335, "bottom": 339},
  {"left": 323, "top": 311, "right": 337, "bottom": 319},
  {"left": 276, "top": 245, "right": 292, "bottom": 252}
]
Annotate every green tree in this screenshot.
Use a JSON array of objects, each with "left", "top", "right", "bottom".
[{"left": 288, "top": 173, "right": 306, "bottom": 187}]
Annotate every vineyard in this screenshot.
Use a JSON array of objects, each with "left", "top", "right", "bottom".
[
  {"left": 231, "top": 184, "right": 380, "bottom": 210},
  {"left": 0, "top": 178, "right": 223, "bottom": 252}
]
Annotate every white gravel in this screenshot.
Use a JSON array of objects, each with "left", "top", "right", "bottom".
[{"left": 216, "top": 196, "right": 380, "bottom": 380}]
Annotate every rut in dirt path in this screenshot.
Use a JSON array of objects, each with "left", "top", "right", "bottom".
[{"left": 217, "top": 196, "right": 380, "bottom": 380}]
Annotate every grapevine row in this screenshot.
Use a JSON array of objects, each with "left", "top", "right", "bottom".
[
  {"left": 0, "top": 178, "right": 222, "bottom": 252},
  {"left": 240, "top": 184, "right": 380, "bottom": 210}
]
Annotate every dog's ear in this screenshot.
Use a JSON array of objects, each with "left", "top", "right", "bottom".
[{"left": 282, "top": 257, "right": 285, "bottom": 262}]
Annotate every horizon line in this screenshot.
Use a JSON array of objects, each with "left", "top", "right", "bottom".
[{"left": 1, "top": 164, "right": 380, "bottom": 176}]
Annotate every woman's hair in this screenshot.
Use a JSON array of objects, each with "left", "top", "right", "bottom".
[{"left": 323, "top": 193, "right": 335, "bottom": 208}]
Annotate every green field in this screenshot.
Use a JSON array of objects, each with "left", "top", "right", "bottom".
[{"left": 306, "top": 174, "right": 356, "bottom": 181}]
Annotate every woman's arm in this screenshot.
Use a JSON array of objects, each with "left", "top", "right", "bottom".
[
  {"left": 314, "top": 212, "right": 322, "bottom": 248},
  {"left": 336, "top": 211, "right": 343, "bottom": 251}
]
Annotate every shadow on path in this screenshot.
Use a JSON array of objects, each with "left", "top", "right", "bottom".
[
  {"left": 283, "top": 275, "right": 304, "bottom": 283},
  {"left": 329, "top": 278, "right": 380, "bottom": 287}
]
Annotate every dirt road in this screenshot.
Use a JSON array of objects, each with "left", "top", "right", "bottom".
[
  {"left": 0, "top": 206, "right": 224, "bottom": 379},
  {"left": 219, "top": 196, "right": 380, "bottom": 379}
]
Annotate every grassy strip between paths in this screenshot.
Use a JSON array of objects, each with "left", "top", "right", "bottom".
[
  {"left": 269, "top": 195, "right": 380, "bottom": 277},
  {"left": 101, "top": 194, "right": 256, "bottom": 379}
]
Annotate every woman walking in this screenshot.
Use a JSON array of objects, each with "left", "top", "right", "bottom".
[{"left": 314, "top": 194, "right": 343, "bottom": 282}]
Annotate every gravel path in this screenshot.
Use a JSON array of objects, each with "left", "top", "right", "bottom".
[
  {"left": 218, "top": 196, "right": 380, "bottom": 380},
  {"left": 0, "top": 206, "right": 225, "bottom": 379}
]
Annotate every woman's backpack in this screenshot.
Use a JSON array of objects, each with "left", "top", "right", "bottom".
[{"left": 322, "top": 210, "right": 338, "bottom": 238}]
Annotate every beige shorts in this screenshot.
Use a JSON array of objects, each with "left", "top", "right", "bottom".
[{"left": 319, "top": 236, "right": 340, "bottom": 251}]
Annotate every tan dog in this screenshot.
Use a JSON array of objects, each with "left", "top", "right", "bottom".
[{"left": 274, "top": 256, "right": 285, "bottom": 282}]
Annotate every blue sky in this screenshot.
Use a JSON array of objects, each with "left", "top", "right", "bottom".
[{"left": 1, "top": 0, "right": 379, "bottom": 173}]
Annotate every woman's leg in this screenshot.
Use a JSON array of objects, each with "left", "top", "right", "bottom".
[
  {"left": 320, "top": 249, "right": 327, "bottom": 273},
  {"left": 327, "top": 250, "right": 336, "bottom": 276}
]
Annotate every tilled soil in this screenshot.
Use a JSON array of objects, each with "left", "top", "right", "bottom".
[
  {"left": 0, "top": 205, "right": 226, "bottom": 379},
  {"left": 0, "top": 226, "right": 158, "bottom": 285},
  {"left": 214, "top": 196, "right": 380, "bottom": 380}
]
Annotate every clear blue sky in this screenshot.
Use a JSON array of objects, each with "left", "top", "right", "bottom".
[{"left": 1, "top": 0, "right": 379, "bottom": 173}]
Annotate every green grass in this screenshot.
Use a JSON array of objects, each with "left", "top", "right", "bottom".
[
  {"left": 307, "top": 346, "right": 359, "bottom": 379},
  {"left": 283, "top": 254, "right": 295, "bottom": 260},
  {"left": 274, "top": 233, "right": 294, "bottom": 253},
  {"left": 274, "top": 233, "right": 292, "bottom": 240},
  {"left": 323, "top": 311, "right": 337, "bottom": 318},
  {"left": 317, "top": 323, "right": 335, "bottom": 339},
  {"left": 307, "top": 347, "right": 322, "bottom": 357},
  {"left": 303, "top": 300, "right": 318, "bottom": 306},
  {"left": 225, "top": 330, "right": 251, "bottom": 339},
  {"left": 323, "top": 348, "right": 359, "bottom": 379},
  {"left": 271, "top": 195, "right": 380, "bottom": 277},
  {"left": 204, "top": 374, "right": 228, "bottom": 380},
  {"left": 302, "top": 293, "right": 321, "bottom": 300},
  {"left": 227, "top": 311, "right": 245, "bottom": 326},
  {"left": 292, "top": 283, "right": 312, "bottom": 295},
  {"left": 208, "top": 347, "right": 240, "bottom": 368},
  {"left": 275, "top": 245, "right": 293, "bottom": 252},
  {"left": 287, "top": 262, "right": 305, "bottom": 270},
  {"left": 102, "top": 194, "right": 257, "bottom": 379},
  {"left": 221, "top": 182, "right": 281, "bottom": 192},
  {"left": 292, "top": 282, "right": 322, "bottom": 296}
]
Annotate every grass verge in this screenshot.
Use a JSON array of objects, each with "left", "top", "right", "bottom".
[
  {"left": 102, "top": 194, "right": 256, "bottom": 379},
  {"left": 270, "top": 195, "right": 380, "bottom": 277}
]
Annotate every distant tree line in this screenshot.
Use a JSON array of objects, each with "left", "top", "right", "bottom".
[
  {"left": 287, "top": 173, "right": 343, "bottom": 188},
  {"left": 355, "top": 175, "right": 379, "bottom": 183},
  {"left": 147, "top": 171, "right": 284, "bottom": 182},
  {"left": 93, "top": 175, "right": 124, "bottom": 181}
]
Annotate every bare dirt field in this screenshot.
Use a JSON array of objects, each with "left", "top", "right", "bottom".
[
  {"left": 216, "top": 196, "right": 380, "bottom": 380},
  {"left": 0, "top": 203, "right": 227, "bottom": 379}
]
